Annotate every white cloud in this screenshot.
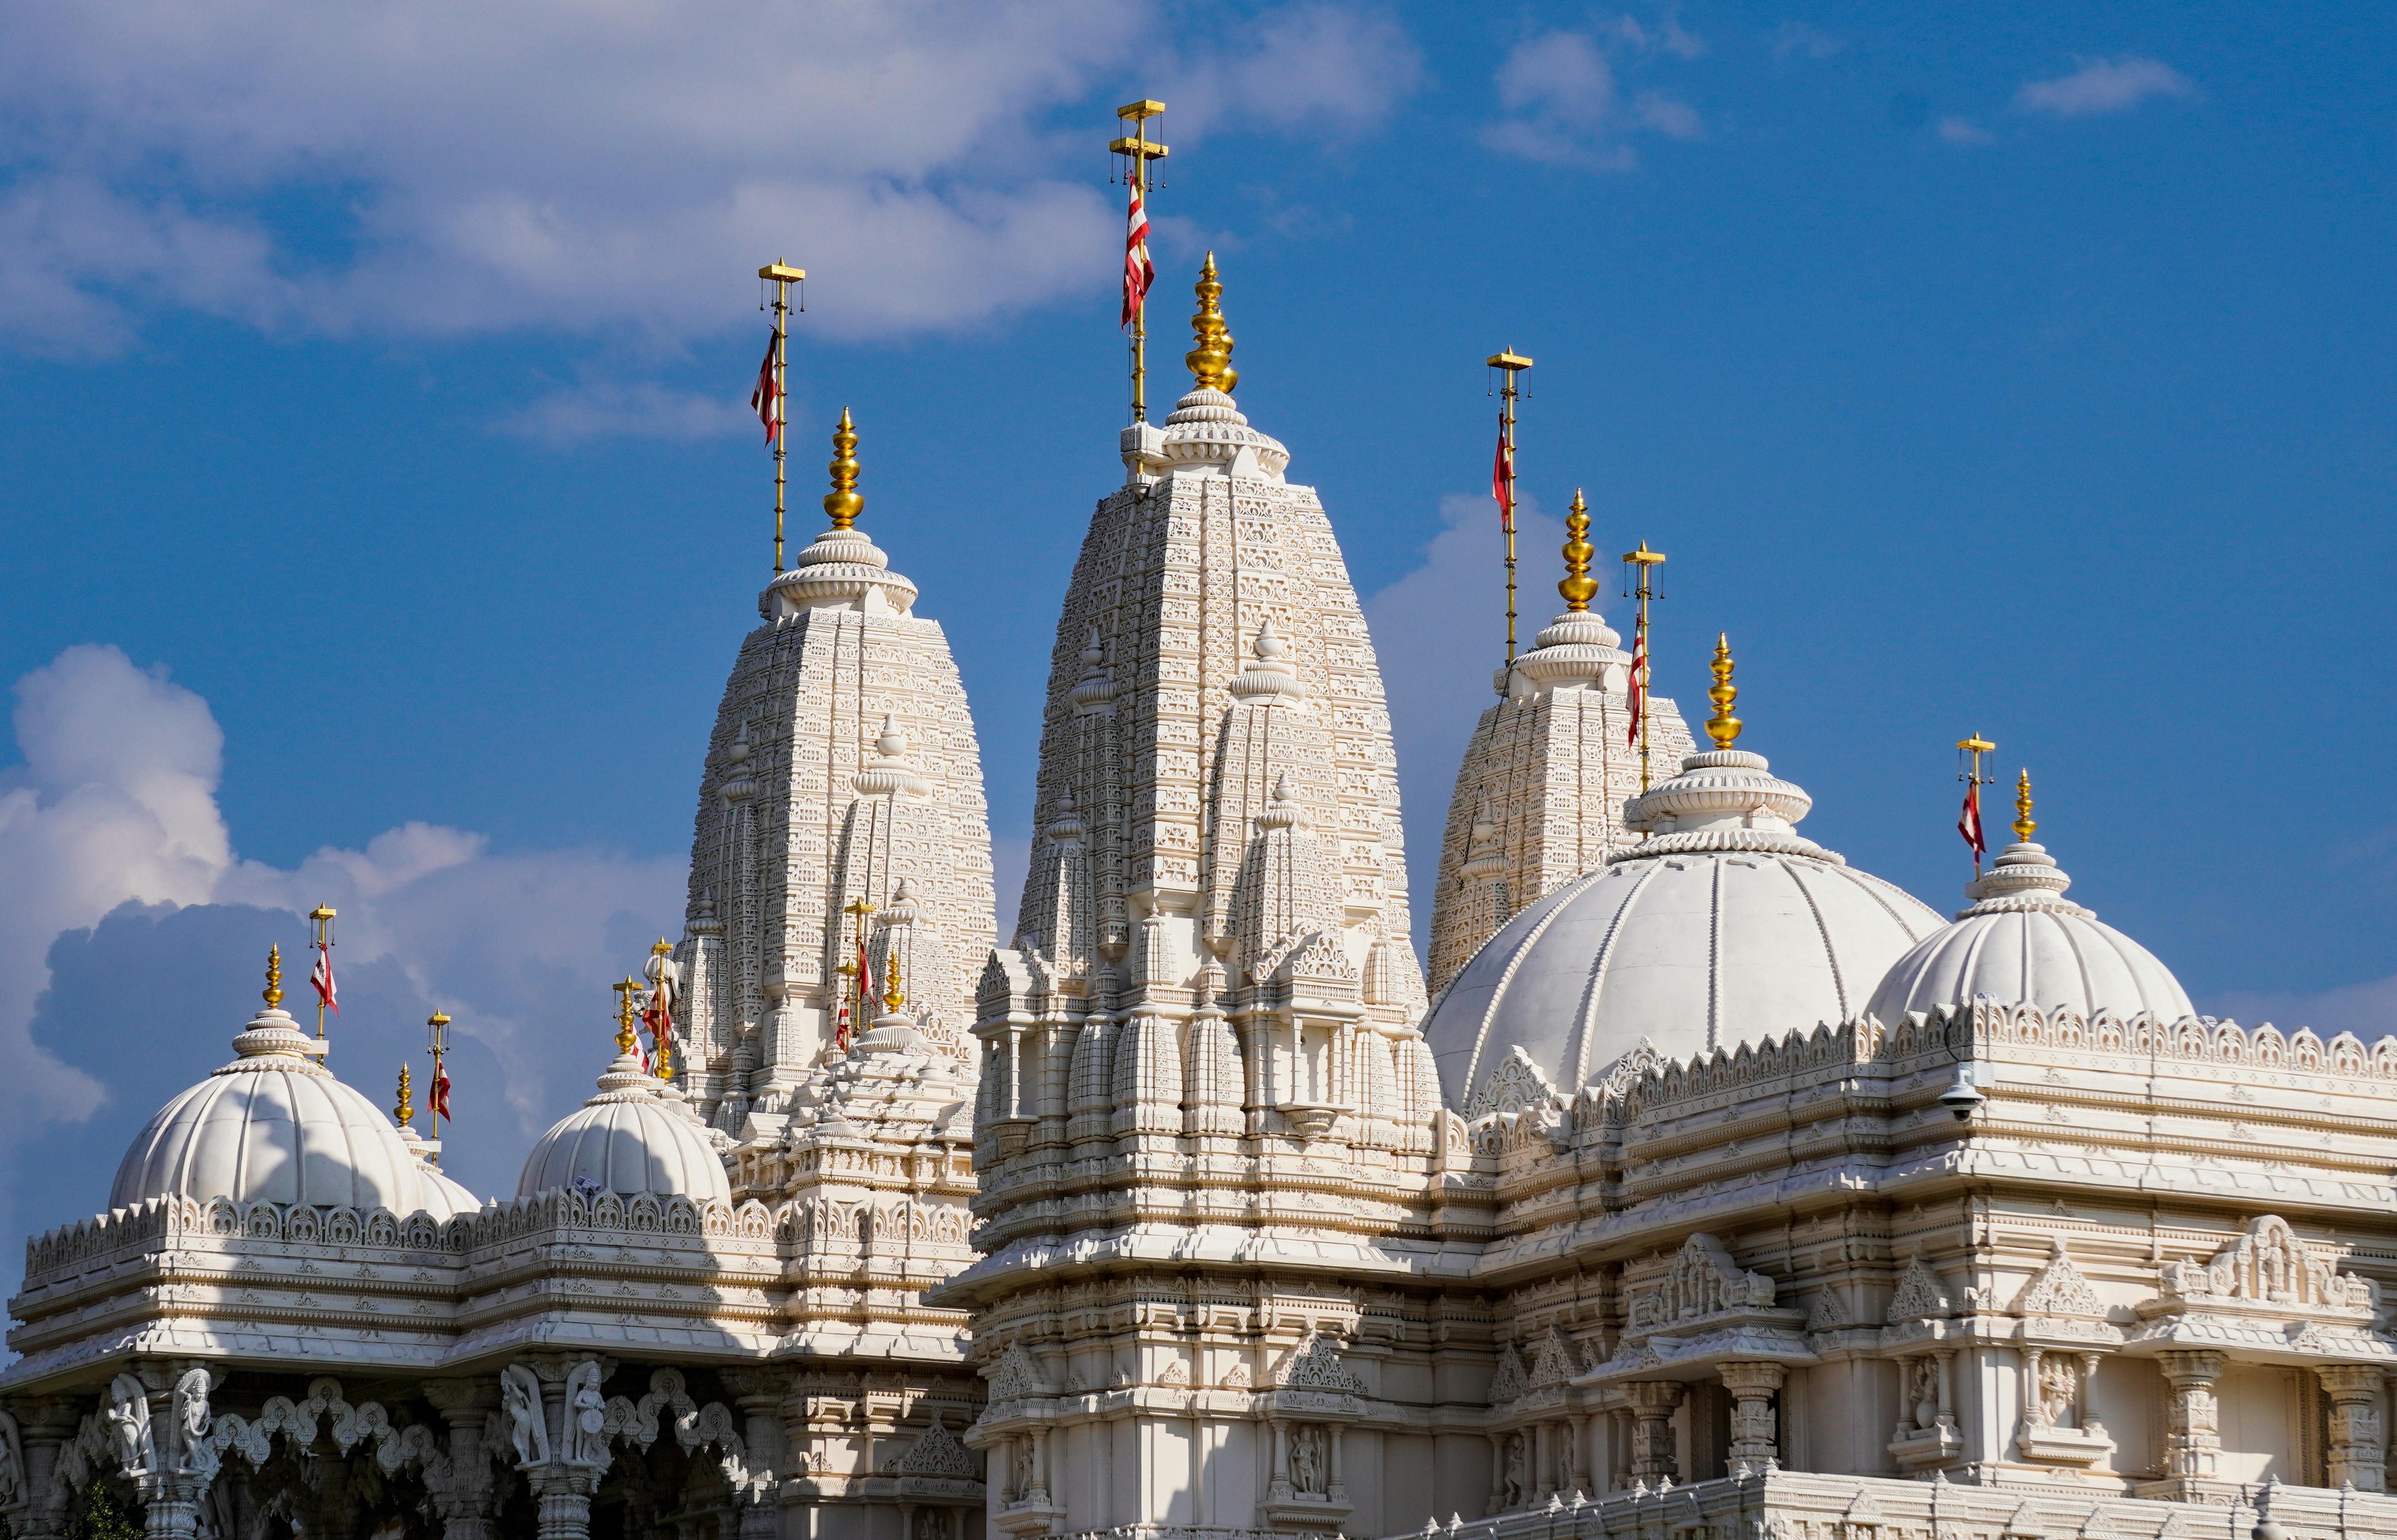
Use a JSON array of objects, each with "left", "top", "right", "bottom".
[
  {"left": 1938, "top": 115, "right": 1995, "bottom": 146},
  {"left": 1482, "top": 26, "right": 1702, "bottom": 170},
  {"left": 0, "top": 646, "right": 677, "bottom": 1261},
  {"left": 2015, "top": 55, "right": 2198, "bottom": 118},
  {"left": 0, "top": 1, "right": 1422, "bottom": 356},
  {"left": 1768, "top": 22, "right": 1842, "bottom": 61},
  {"left": 494, "top": 380, "right": 752, "bottom": 448},
  {"left": 2207, "top": 975, "right": 2397, "bottom": 1046}
]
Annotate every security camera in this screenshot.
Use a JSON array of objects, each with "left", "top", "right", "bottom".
[{"left": 1938, "top": 1071, "right": 1985, "bottom": 1122}]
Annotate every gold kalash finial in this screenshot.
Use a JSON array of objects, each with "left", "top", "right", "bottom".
[
  {"left": 882, "top": 950, "right": 905, "bottom": 1014},
  {"left": 1186, "top": 253, "right": 1237, "bottom": 393},
  {"left": 823, "top": 407, "right": 862, "bottom": 531},
  {"left": 1559, "top": 489, "right": 1596, "bottom": 613},
  {"left": 1705, "top": 632, "right": 1742, "bottom": 749},
  {"left": 394, "top": 1063, "right": 414, "bottom": 1127},
  {"left": 263, "top": 945, "right": 284, "bottom": 1008},
  {"left": 2013, "top": 768, "right": 2036, "bottom": 843},
  {"left": 613, "top": 977, "right": 641, "bottom": 1055}
]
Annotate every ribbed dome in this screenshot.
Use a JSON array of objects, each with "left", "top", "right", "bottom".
[
  {"left": 1425, "top": 748, "right": 1943, "bottom": 1111},
  {"left": 517, "top": 1054, "right": 732, "bottom": 1203},
  {"left": 1866, "top": 837, "right": 2193, "bottom": 1025},
  {"left": 111, "top": 1001, "right": 457, "bottom": 1217}
]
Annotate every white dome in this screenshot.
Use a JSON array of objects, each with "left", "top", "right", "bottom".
[
  {"left": 518, "top": 1053, "right": 732, "bottom": 1203},
  {"left": 1425, "top": 748, "right": 1943, "bottom": 1111},
  {"left": 395, "top": 1124, "right": 482, "bottom": 1220},
  {"left": 111, "top": 998, "right": 457, "bottom": 1218},
  {"left": 1866, "top": 837, "right": 2193, "bottom": 1025}
]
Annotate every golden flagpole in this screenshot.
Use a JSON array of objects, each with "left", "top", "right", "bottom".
[
  {"left": 1622, "top": 541, "right": 1667, "bottom": 790},
  {"left": 759, "top": 260, "right": 806, "bottom": 572},
  {"left": 1958, "top": 733, "right": 1996, "bottom": 876},
  {"left": 1112, "top": 101, "right": 1168, "bottom": 424},
  {"left": 307, "top": 904, "right": 336, "bottom": 1045},
  {"left": 1488, "top": 349, "right": 1533, "bottom": 679}
]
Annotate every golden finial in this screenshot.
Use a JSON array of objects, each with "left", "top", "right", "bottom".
[
  {"left": 655, "top": 1025, "right": 673, "bottom": 1084},
  {"left": 263, "top": 945, "right": 284, "bottom": 1008},
  {"left": 651, "top": 937, "right": 671, "bottom": 959},
  {"left": 613, "top": 978, "right": 640, "bottom": 1055},
  {"left": 395, "top": 1062, "right": 414, "bottom": 1127},
  {"left": 1186, "top": 253, "right": 1237, "bottom": 394},
  {"left": 823, "top": 407, "right": 862, "bottom": 531},
  {"left": 882, "top": 950, "right": 904, "bottom": 1014},
  {"left": 2013, "top": 768, "right": 2036, "bottom": 843},
  {"left": 1705, "top": 632, "right": 1742, "bottom": 749},
  {"left": 1559, "top": 488, "right": 1596, "bottom": 613}
]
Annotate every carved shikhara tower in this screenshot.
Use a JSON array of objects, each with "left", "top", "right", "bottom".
[
  {"left": 676, "top": 411, "right": 997, "bottom": 1132},
  {"left": 946, "top": 262, "right": 1450, "bottom": 1540}
]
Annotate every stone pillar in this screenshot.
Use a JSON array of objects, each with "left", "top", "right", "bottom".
[
  {"left": 1533, "top": 1420, "right": 1553, "bottom": 1500},
  {"left": 1328, "top": 1424, "right": 1346, "bottom": 1502},
  {"left": 135, "top": 1362, "right": 213, "bottom": 1540},
  {"left": 1623, "top": 1383, "right": 1685, "bottom": 1485},
  {"left": 719, "top": 1369, "right": 787, "bottom": 1540},
  {"left": 424, "top": 1379, "right": 502, "bottom": 1540},
  {"left": 1718, "top": 1364, "right": 1785, "bottom": 1475},
  {"left": 1274, "top": 1421, "right": 1295, "bottom": 1501},
  {"left": 7, "top": 1399, "right": 83, "bottom": 1540},
  {"left": 1484, "top": 1431, "right": 1505, "bottom": 1513},
  {"left": 531, "top": 1466, "right": 598, "bottom": 1540},
  {"left": 2157, "top": 1351, "right": 2225, "bottom": 1481},
  {"left": 2319, "top": 1365, "right": 2387, "bottom": 1493}
]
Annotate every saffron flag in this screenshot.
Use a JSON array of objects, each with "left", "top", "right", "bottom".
[
  {"left": 311, "top": 939, "right": 338, "bottom": 1015},
  {"left": 1491, "top": 427, "right": 1515, "bottom": 532},
  {"left": 749, "top": 332, "right": 780, "bottom": 446},
  {"left": 1627, "top": 625, "right": 1647, "bottom": 747},
  {"left": 1959, "top": 780, "right": 1986, "bottom": 863},
  {"left": 430, "top": 1067, "right": 452, "bottom": 1123},
  {"left": 1122, "top": 178, "right": 1154, "bottom": 329}
]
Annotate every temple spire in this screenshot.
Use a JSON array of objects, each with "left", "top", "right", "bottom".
[
  {"left": 1186, "top": 254, "right": 1237, "bottom": 393},
  {"left": 824, "top": 408, "right": 862, "bottom": 530},
  {"left": 2013, "top": 768, "right": 2037, "bottom": 843},
  {"left": 1705, "top": 632, "right": 1741, "bottom": 749},
  {"left": 1559, "top": 488, "right": 1595, "bottom": 613}
]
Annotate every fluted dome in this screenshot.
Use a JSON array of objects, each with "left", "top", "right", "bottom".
[
  {"left": 1425, "top": 747, "right": 1943, "bottom": 1111},
  {"left": 518, "top": 1053, "right": 732, "bottom": 1203},
  {"left": 1866, "top": 836, "right": 2193, "bottom": 1025},
  {"left": 112, "top": 999, "right": 471, "bottom": 1219}
]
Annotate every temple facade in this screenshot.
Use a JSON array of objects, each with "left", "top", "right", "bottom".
[{"left": 6, "top": 258, "right": 2394, "bottom": 1540}]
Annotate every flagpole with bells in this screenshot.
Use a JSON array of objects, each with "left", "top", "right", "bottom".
[
  {"left": 647, "top": 938, "right": 675, "bottom": 1084},
  {"left": 425, "top": 1009, "right": 451, "bottom": 1147},
  {"left": 1958, "top": 733, "right": 1996, "bottom": 875},
  {"left": 1488, "top": 349, "right": 1533, "bottom": 678},
  {"left": 308, "top": 904, "right": 336, "bottom": 1043},
  {"left": 1622, "top": 541, "right": 1667, "bottom": 790},
  {"left": 842, "top": 896, "right": 875, "bottom": 1049},
  {"left": 1112, "top": 101, "right": 1167, "bottom": 424},
  {"left": 759, "top": 260, "right": 806, "bottom": 573}
]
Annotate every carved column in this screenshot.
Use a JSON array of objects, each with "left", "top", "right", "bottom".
[
  {"left": 1483, "top": 1431, "right": 1504, "bottom": 1512},
  {"left": 134, "top": 1362, "right": 214, "bottom": 1540},
  {"left": 530, "top": 1466, "right": 599, "bottom": 1540},
  {"left": 2318, "top": 1365, "right": 2387, "bottom": 1493},
  {"left": 1623, "top": 1382, "right": 1685, "bottom": 1484},
  {"left": 1327, "top": 1424, "right": 1346, "bottom": 1503},
  {"left": 1718, "top": 1364, "right": 1785, "bottom": 1474},
  {"left": 1533, "top": 1420, "right": 1553, "bottom": 1500},
  {"left": 1274, "top": 1421, "right": 1295, "bottom": 1502},
  {"left": 7, "top": 1399, "right": 82, "bottom": 1540},
  {"left": 423, "top": 1379, "right": 502, "bottom": 1540},
  {"left": 719, "top": 1369, "right": 787, "bottom": 1540},
  {"left": 2157, "top": 1351, "right": 2225, "bottom": 1481}
]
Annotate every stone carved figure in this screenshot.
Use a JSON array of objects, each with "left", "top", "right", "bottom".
[
  {"left": 1909, "top": 1357, "right": 1941, "bottom": 1433},
  {"left": 0, "top": 1406, "right": 24, "bottom": 1509},
  {"left": 915, "top": 1509, "right": 951, "bottom": 1540},
  {"left": 1503, "top": 1431, "right": 1530, "bottom": 1508},
  {"left": 171, "top": 1367, "right": 216, "bottom": 1477},
  {"left": 500, "top": 1364, "right": 549, "bottom": 1467},
  {"left": 563, "top": 1361, "right": 607, "bottom": 1467},
  {"left": 1628, "top": 1234, "right": 1776, "bottom": 1332},
  {"left": 2037, "top": 1354, "right": 2078, "bottom": 1427},
  {"left": 1290, "top": 1424, "right": 1326, "bottom": 1495},
  {"left": 104, "top": 1373, "right": 154, "bottom": 1477},
  {"left": 1009, "top": 1436, "right": 1034, "bottom": 1502}
]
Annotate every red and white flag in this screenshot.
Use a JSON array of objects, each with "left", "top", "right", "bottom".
[
  {"left": 1121, "top": 178, "right": 1154, "bottom": 330},
  {"left": 310, "top": 939, "right": 338, "bottom": 1015},
  {"left": 1626, "top": 624, "right": 1648, "bottom": 747},
  {"left": 430, "top": 1066, "right": 452, "bottom": 1124},
  {"left": 1958, "top": 780, "right": 1986, "bottom": 864},
  {"left": 749, "top": 332, "right": 781, "bottom": 446},
  {"left": 1491, "top": 425, "right": 1516, "bottom": 533}
]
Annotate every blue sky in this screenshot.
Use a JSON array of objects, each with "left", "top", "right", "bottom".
[{"left": 2, "top": 1, "right": 2391, "bottom": 1277}]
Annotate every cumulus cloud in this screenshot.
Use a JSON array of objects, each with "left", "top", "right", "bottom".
[
  {"left": 0, "top": 0, "right": 1422, "bottom": 357},
  {"left": 2015, "top": 55, "right": 2198, "bottom": 118},
  {"left": 1768, "top": 22, "right": 1843, "bottom": 61},
  {"left": 0, "top": 645, "right": 677, "bottom": 1277},
  {"left": 1938, "top": 115, "right": 1995, "bottom": 146},
  {"left": 1482, "top": 23, "right": 1703, "bottom": 170},
  {"left": 494, "top": 380, "right": 753, "bottom": 448},
  {"left": 1364, "top": 492, "right": 1567, "bottom": 949}
]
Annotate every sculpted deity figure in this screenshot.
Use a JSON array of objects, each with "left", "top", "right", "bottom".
[
  {"left": 1909, "top": 1358, "right": 1941, "bottom": 1432},
  {"left": 0, "top": 1407, "right": 24, "bottom": 1509},
  {"left": 2038, "top": 1355, "right": 2078, "bottom": 1428},
  {"left": 563, "top": 1361, "right": 607, "bottom": 1467},
  {"left": 1503, "top": 1431, "right": 1530, "bottom": 1507},
  {"left": 104, "top": 1374, "right": 154, "bottom": 1476},
  {"left": 1290, "top": 1425, "right": 1326, "bottom": 1495},
  {"left": 500, "top": 1365, "right": 550, "bottom": 1467},
  {"left": 172, "top": 1367, "right": 215, "bottom": 1475}
]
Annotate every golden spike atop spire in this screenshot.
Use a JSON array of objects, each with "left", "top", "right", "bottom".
[
  {"left": 613, "top": 978, "right": 640, "bottom": 1055},
  {"left": 1186, "top": 253, "right": 1237, "bottom": 393},
  {"left": 882, "top": 949, "right": 904, "bottom": 1014},
  {"left": 395, "top": 1062, "right": 414, "bottom": 1127},
  {"left": 1705, "top": 632, "right": 1742, "bottom": 749},
  {"left": 263, "top": 945, "right": 284, "bottom": 1008},
  {"left": 823, "top": 407, "right": 862, "bottom": 530},
  {"left": 1559, "top": 488, "right": 1596, "bottom": 612},
  {"left": 2013, "top": 768, "right": 2036, "bottom": 843}
]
